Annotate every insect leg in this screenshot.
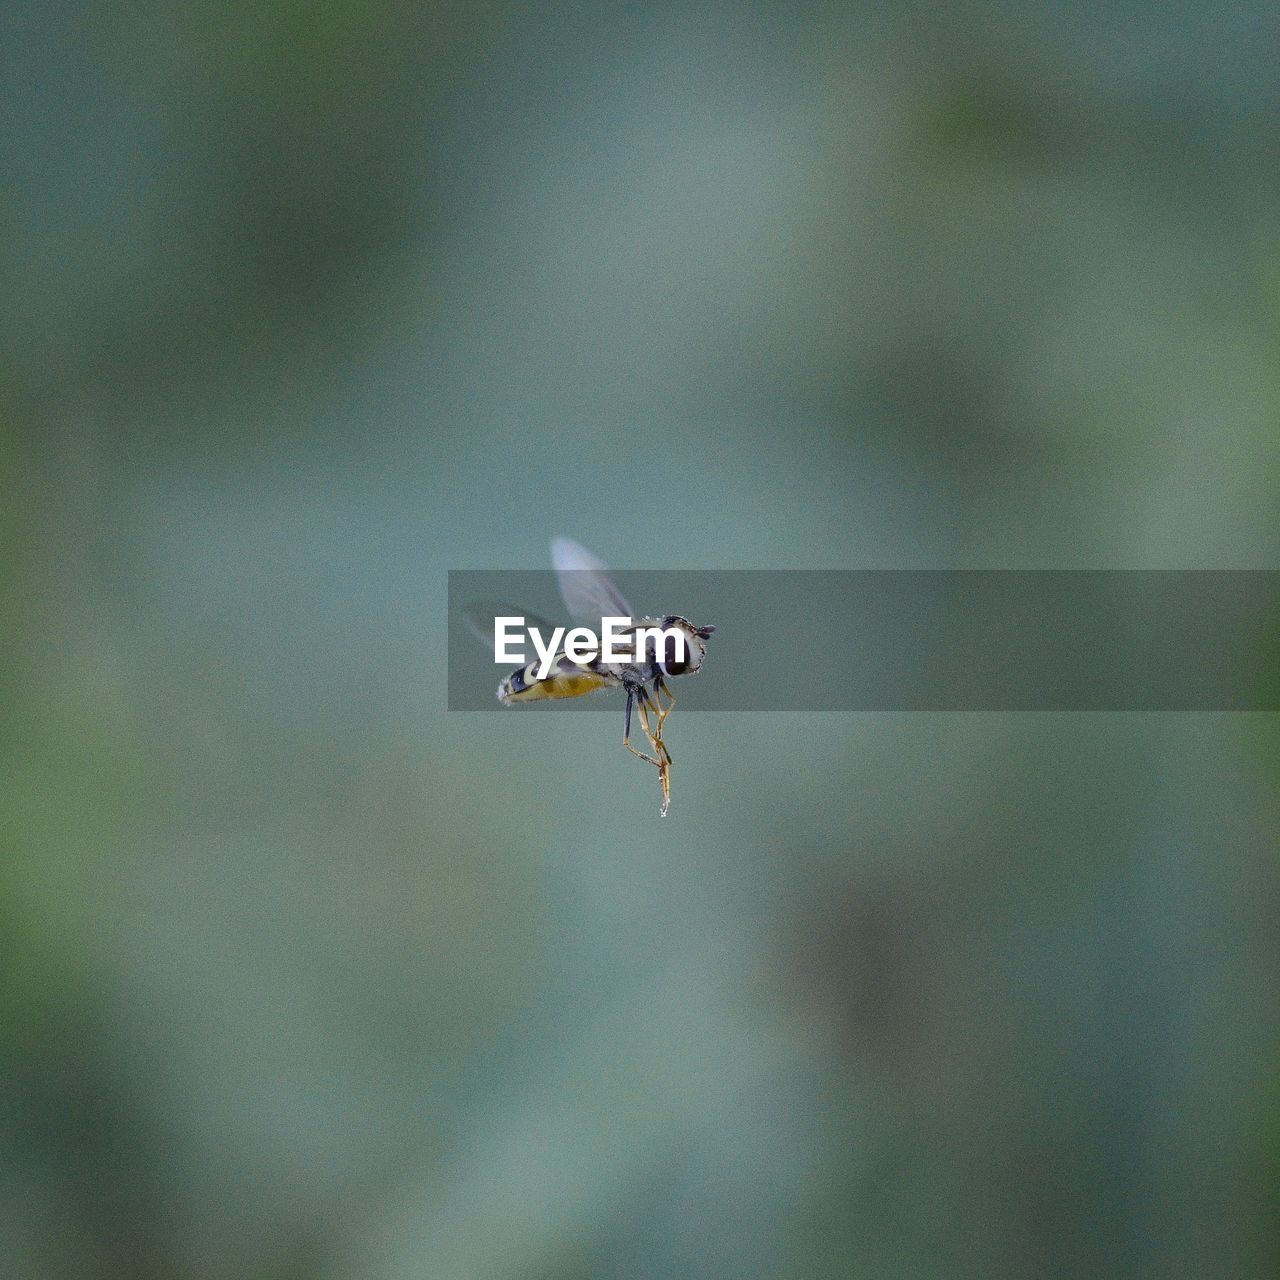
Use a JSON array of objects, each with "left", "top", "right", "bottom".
[
  {"left": 623, "top": 686, "right": 661, "bottom": 766},
  {"left": 646, "top": 681, "right": 675, "bottom": 762},
  {"left": 637, "top": 686, "right": 672, "bottom": 766},
  {"left": 639, "top": 687, "right": 673, "bottom": 815},
  {"left": 653, "top": 676, "right": 677, "bottom": 733},
  {"left": 638, "top": 691, "right": 669, "bottom": 767}
]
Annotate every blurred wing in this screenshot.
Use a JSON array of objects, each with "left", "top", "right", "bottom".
[
  {"left": 461, "top": 602, "right": 559, "bottom": 650},
  {"left": 550, "top": 537, "right": 633, "bottom": 627}
]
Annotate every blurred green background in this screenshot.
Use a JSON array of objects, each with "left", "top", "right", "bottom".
[{"left": 3, "top": 2, "right": 1278, "bottom": 1277}]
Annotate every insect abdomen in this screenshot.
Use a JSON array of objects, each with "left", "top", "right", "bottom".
[{"left": 498, "top": 655, "right": 607, "bottom": 703}]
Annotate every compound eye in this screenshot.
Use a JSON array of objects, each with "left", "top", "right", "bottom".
[{"left": 659, "top": 631, "right": 691, "bottom": 677}]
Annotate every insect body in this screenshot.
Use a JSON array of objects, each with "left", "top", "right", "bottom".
[
  {"left": 466, "top": 538, "right": 715, "bottom": 815},
  {"left": 497, "top": 614, "right": 711, "bottom": 702},
  {"left": 498, "top": 652, "right": 609, "bottom": 702}
]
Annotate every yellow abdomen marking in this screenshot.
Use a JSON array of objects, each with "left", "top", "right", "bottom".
[{"left": 498, "top": 658, "right": 608, "bottom": 704}]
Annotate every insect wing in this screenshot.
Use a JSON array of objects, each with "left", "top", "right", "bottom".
[
  {"left": 461, "top": 602, "right": 560, "bottom": 651},
  {"left": 550, "top": 537, "right": 634, "bottom": 629}
]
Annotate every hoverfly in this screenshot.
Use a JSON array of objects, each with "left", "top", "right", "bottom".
[{"left": 465, "top": 537, "right": 714, "bottom": 816}]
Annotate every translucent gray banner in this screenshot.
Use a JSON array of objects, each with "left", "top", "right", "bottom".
[{"left": 448, "top": 571, "right": 1279, "bottom": 711}]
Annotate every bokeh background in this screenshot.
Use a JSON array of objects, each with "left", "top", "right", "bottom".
[{"left": 3, "top": 3, "right": 1279, "bottom": 1277}]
